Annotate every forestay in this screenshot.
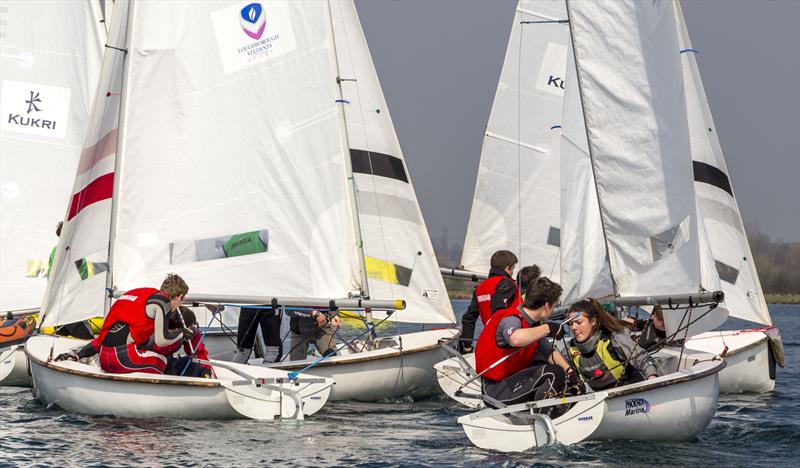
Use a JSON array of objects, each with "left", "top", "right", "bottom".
[
  {"left": 674, "top": 1, "right": 771, "bottom": 325},
  {"left": 565, "top": 0, "right": 726, "bottom": 335},
  {"left": 461, "top": 1, "right": 569, "bottom": 282},
  {"left": 0, "top": 1, "right": 105, "bottom": 312},
  {"left": 330, "top": 0, "right": 454, "bottom": 324},
  {"left": 43, "top": 1, "right": 371, "bottom": 328}
]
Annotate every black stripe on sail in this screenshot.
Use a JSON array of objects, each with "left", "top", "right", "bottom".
[
  {"left": 350, "top": 149, "right": 408, "bottom": 183},
  {"left": 693, "top": 161, "right": 733, "bottom": 196},
  {"left": 715, "top": 260, "right": 740, "bottom": 285}
]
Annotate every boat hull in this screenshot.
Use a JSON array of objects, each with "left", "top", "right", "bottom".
[
  {"left": 26, "top": 335, "right": 333, "bottom": 420},
  {"left": 0, "top": 344, "right": 31, "bottom": 387},
  {"left": 269, "top": 328, "right": 459, "bottom": 401},
  {"left": 458, "top": 359, "right": 723, "bottom": 452},
  {"left": 682, "top": 328, "right": 777, "bottom": 393}
]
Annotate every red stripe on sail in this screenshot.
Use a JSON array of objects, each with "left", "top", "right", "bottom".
[
  {"left": 67, "top": 173, "right": 114, "bottom": 221},
  {"left": 77, "top": 129, "right": 117, "bottom": 175}
]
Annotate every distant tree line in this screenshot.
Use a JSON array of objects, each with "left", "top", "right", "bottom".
[{"left": 748, "top": 229, "right": 800, "bottom": 294}]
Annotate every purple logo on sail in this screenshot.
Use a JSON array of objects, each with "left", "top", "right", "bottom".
[{"left": 240, "top": 3, "right": 266, "bottom": 40}]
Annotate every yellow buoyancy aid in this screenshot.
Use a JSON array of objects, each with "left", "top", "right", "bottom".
[{"left": 570, "top": 337, "right": 625, "bottom": 381}]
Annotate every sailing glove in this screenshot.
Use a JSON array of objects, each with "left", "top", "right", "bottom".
[
  {"left": 55, "top": 351, "right": 79, "bottom": 362},
  {"left": 545, "top": 321, "right": 563, "bottom": 339}
]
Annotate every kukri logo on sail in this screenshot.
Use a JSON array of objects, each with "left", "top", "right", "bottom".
[{"left": 1, "top": 80, "right": 70, "bottom": 138}]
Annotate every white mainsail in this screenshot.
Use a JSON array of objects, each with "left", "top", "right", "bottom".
[
  {"left": 674, "top": 1, "right": 771, "bottom": 326},
  {"left": 43, "top": 0, "right": 369, "bottom": 329},
  {"left": 564, "top": 0, "right": 726, "bottom": 335},
  {"left": 0, "top": 1, "right": 105, "bottom": 312},
  {"left": 461, "top": 0, "right": 569, "bottom": 280},
  {"left": 330, "top": 0, "right": 454, "bottom": 324}
]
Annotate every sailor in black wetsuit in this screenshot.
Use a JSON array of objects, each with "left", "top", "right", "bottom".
[{"left": 630, "top": 305, "right": 667, "bottom": 351}]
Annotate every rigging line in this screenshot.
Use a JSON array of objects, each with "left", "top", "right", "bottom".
[
  {"left": 520, "top": 19, "right": 569, "bottom": 24},
  {"left": 517, "top": 11, "right": 523, "bottom": 264}
]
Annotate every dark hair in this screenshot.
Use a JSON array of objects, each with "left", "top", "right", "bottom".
[
  {"left": 55, "top": 221, "right": 63, "bottom": 237},
  {"left": 490, "top": 250, "right": 518, "bottom": 270},
  {"left": 568, "top": 298, "right": 629, "bottom": 334},
  {"left": 517, "top": 265, "right": 541, "bottom": 292},
  {"left": 169, "top": 306, "right": 197, "bottom": 329},
  {"left": 523, "top": 276, "right": 562, "bottom": 309}
]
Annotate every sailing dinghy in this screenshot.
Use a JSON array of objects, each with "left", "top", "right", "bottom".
[
  {"left": 217, "top": 0, "right": 460, "bottom": 402},
  {"left": 458, "top": 0, "right": 726, "bottom": 450},
  {"left": 0, "top": 1, "right": 106, "bottom": 386},
  {"left": 23, "top": 0, "right": 387, "bottom": 419}
]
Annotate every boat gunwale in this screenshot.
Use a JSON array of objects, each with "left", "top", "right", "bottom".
[
  {"left": 684, "top": 332, "right": 768, "bottom": 358},
  {"left": 605, "top": 359, "right": 725, "bottom": 399},
  {"left": 26, "top": 346, "right": 222, "bottom": 388},
  {"left": 272, "top": 329, "right": 459, "bottom": 370}
]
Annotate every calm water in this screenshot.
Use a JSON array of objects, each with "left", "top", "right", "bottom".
[{"left": 1, "top": 303, "right": 798, "bottom": 467}]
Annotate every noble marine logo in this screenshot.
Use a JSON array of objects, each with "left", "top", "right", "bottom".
[
  {"left": 624, "top": 398, "right": 651, "bottom": 416},
  {"left": 240, "top": 3, "right": 266, "bottom": 40}
]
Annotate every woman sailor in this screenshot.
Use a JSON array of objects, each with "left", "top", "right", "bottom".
[
  {"left": 56, "top": 273, "right": 192, "bottom": 375},
  {"left": 567, "top": 299, "right": 659, "bottom": 390}
]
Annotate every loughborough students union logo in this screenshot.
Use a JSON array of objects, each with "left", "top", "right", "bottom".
[{"left": 240, "top": 3, "right": 266, "bottom": 40}]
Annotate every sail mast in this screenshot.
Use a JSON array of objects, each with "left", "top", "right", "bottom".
[
  {"left": 325, "top": 0, "right": 370, "bottom": 298},
  {"left": 103, "top": 0, "right": 135, "bottom": 313},
  {"left": 563, "top": 0, "right": 618, "bottom": 297}
]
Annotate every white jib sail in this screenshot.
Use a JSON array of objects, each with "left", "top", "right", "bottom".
[
  {"left": 461, "top": 1, "right": 569, "bottom": 281},
  {"left": 330, "top": 0, "right": 454, "bottom": 324},
  {"left": 674, "top": 1, "right": 771, "bottom": 325},
  {"left": 44, "top": 0, "right": 367, "bottom": 328},
  {"left": 0, "top": 1, "right": 105, "bottom": 312},
  {"left": 559, "top": 46, "right": 613, "bottom": 304},
  {"left": 566, "top": 0, "right": 726, "bottom": 335}
]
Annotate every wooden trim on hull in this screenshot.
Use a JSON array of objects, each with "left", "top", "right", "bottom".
[
  {"left": 607, "top": 360, "right": 725, "bottom": 399},
  {"left": 26, "top": 350, "right": 221, "bottom": 388}
]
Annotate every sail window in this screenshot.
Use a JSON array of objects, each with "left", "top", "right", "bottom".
[
  {"left": 350, "top": 149, "right": 408, "bottom": 183},
  {"left": 714, "top": 260, "right": 740, "bottom": 284},
  {"left": 169, "top": 230, "right": 269, "bottom": 264},
  {"left": 693, "top": 161, "right": 733, "bottom": 196},
  {"left": 547, "top": 227, "right": 561, "bottom": 247},
  {"left": 648, "top": 216, "right": 691, "bottom": 262}
]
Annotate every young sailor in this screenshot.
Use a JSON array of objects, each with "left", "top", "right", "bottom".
[
  {"left": 231, "top": 306, "right": 283, "bottom": 365},
  {"left": 628, "top": 305, "right": 667, "bottom": 351},
  {"left": 286, "top": 308, "right": 341, "bottom": 361},
  {"left": 516, "top": 264, "right": 542, "bottom": 299},
  {"left": 475, "top": 277, "right": 573, "bottom": 411},
  {"left": 459, "top": 250, "right": 521, "bottom": 353},
  {"left": 55, "top": 273, "right": 191, "bottom": 375},
  {"left": 159, "top": 307, "right": 213, "bottom": 378},
  {"left": 567, "top": 299, "right": 660, "bottom": 390}
]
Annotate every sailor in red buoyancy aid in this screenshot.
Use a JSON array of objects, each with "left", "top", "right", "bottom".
[
  {"left": 459, "top": 250, "right": 521, "bottom": 353},
  {"left": 56, "top": 274, "right": 195, "bottom": 375},
  {"left": 475, "top": 277, "right": 574, "bottom": 413}
]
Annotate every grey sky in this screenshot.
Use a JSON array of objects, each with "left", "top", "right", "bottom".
[{"left": 355, "top": 0, "right": 800, "bottom": 247}]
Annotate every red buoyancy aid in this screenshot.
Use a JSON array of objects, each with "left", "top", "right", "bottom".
[
  {"left": 475, "top": 305, "right": 540, "bottom": 382},
  {"left": 475, "top": 276, "right": 521, "bottom": 325},
  {"left": 91, "top": 287, "right": 163, "bottom": 350}
]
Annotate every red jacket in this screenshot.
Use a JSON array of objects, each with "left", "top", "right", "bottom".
[
  {"left": 475, "top": 276, "right": 521, "bottom": 325},
  {"left": 475, "top": 305, "right": 539, "bottom": 381},
  {"left": 91, "top": 287, "right": 163, "bottom": 350}
]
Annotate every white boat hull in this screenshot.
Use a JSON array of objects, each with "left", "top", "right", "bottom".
[
  {"left": 682, "top": 328, "right": 777, "bottom": 393},
  {"left": 0, "top": 344, "right": 31, "bottom": 387},
  {"left": 458, "top": 359, "right": 723, "bottom": 452},
  {"left": 268, "top": 328, "right": 459, "bottom": 401},
  {"left": 434, "top": 351, "right": 482, "bottom": 408},
  {"left": 26, "top": 335, "right": 333, "bottom": 420}
]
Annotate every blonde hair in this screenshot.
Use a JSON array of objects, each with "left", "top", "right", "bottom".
[{"left": 160, "top": 273, "right": 188, "bottom": 299}]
